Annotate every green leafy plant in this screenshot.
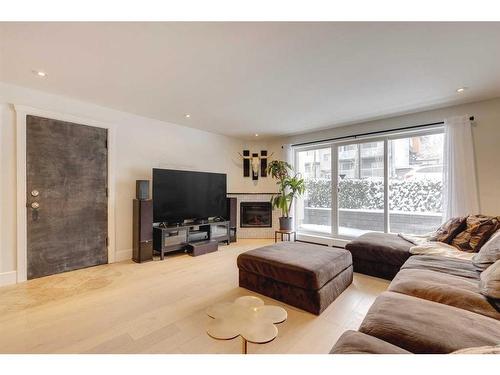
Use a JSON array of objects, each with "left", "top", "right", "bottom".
[{"left": 267, "top": 160, "right": 305, "bottom": 218}]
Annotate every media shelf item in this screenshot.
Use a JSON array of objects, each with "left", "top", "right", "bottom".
[
  {"left": 189, "top": 230, "right": 209, "bottom": 242},
  {"left": 187, "top": 240, "right": 218, "bottom": 257},
  {"left": 153, "top": 220, "right": 230, "bottom": 260}
]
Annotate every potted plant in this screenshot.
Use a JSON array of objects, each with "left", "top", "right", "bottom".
[{"left": 267, "top": 160, "right": 306, "bottom": 231}]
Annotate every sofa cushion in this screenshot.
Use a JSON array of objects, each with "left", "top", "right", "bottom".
[
  {"left": 431, "top": 216, "right": 467, "bottom": 243},
  {"left": 330, "top": 330, "right": 410, "bottom": 354},
  {"left": 388, "top": 268, "right": 500, "bottom": 320},
  {"left": 480, "top": 260, "right": 500, "bottom": 300},
  {"left": 236, "top": 242, "right": 352, "bottom": 290},
  {"left": 349, "top": 257, "right": 402, "bottom": 280},
  {"left": 359, "top": 291, "right": 500, "bottom": 353},
  {"left": 472, "top": 230, "right": 500, "bottom": 271},
  {"left": 451, "top": 345, "right": 500, "bottom": 354},
  {"left": 345, "top": 232, "right": 412, "bottom": 267},
  {"left": 401, "top": 255, "right": 480, "bottom": 280},
  {"left": 451, "top": 215, "right": 499, "bottom": 253}
]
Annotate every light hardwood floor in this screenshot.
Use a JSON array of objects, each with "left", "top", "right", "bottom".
[{"left": 0, "top": 239, "right": 389, "bottom": 354}]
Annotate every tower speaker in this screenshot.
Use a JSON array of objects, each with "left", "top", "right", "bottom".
[
  {"left": 227, "top": 197, "right": 237, "bottom": 243},
  {"left": 133, "top": 199, "right": 153, "bottom": 263},
  {"left": 136, "top": 180, "right": 149, "bottom": 200}
]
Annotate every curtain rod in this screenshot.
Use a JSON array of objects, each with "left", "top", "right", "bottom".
[{"left": 291, "top": 116, "right": 475, "bottom": 148}]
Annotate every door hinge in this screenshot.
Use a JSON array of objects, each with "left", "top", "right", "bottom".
[
  {"left": 106, "top": 187, "right": 108, "bottom": 197},
  {"left": 106, "top": 237, "right": 109, "bottom": 247},
  {"left": 105, "top": 139, "right": 108, "bottom": 149}
]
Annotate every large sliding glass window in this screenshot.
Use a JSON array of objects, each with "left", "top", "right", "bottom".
[
  {"left": 388, "top": 133, "right": 444, "bottom": 234},
  {"left": 338, "top": 140, "right": 385, "bottom": 237},
  {"left": 294, "top": 128, "right": 444, "bottom": 237},
  {"left": 295, "top": 147, "right": 332, "bottom": 234}
]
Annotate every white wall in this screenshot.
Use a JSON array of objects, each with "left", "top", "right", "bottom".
[
  {"left": 0, "top": 82, "right": 283, "bottom": 281},
  {"left": 283, "top": 97, "right": 500, "bottom": 217}
]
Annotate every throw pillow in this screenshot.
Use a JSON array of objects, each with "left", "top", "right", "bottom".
[
  {"left": 451, "top": 215, "right": 500, "bottom": 253},
  {"left": 431, "top": 216, "right": 467, "bottom": 243},
  {"left": 472, "top": 229, "right": 500, "bottom": 271},
  {"left": 409, "top": 242, "right": 475, "bottom": 260},
  {"left": 479, "top": 260, "right": 500, "bottom": 300}
]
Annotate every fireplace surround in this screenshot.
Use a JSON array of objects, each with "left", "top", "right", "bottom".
[
  {"left": 240, "top": 202, "right": 272, "bottom": 228},
  {"left": 226, "top": 193, "right": 280, "bottom": 238}
]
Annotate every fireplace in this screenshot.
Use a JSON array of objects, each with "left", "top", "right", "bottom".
[{"left": 240, "top": 202, "right": 272, "bottom": 228}]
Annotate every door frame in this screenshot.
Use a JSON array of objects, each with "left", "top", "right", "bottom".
[{"left": 14, "top": 104, "right": 116, "bottom": 282}]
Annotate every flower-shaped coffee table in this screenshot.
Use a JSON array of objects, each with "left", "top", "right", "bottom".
[{"left": 206, "top": 296, "right": 287, "bottom": 354}]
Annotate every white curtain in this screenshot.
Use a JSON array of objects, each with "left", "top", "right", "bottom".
[
  {"left": 442, "top": 115, "right": 479, "bottom": 220},
  {"left": 282, "top": 143, "right": 293, "bottom": 167}
]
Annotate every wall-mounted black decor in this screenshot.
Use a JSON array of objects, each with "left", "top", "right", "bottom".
[
  {"left": 239, "top": 150, "right": 274, "bottom": 180},
  {"left": 260, "top": 150, "right": 268, "bottom": 177},
  {"left": 243, "top": 150, "right": 250, "bottom": 177}
]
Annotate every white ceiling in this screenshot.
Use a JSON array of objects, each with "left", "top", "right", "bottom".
[{"left": 1, "top": 22, "right": 500, "bottom": 139}]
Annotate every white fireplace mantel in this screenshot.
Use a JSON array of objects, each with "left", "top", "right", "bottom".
[{"left": 227, "top": 193, "right": 280, "bottom": 239}]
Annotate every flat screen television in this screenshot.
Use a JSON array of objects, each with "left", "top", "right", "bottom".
[{"left": 153, "top": 168, "right": 227, "bottom": 224}]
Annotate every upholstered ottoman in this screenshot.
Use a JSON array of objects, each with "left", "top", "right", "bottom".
[{"left": 237, "top": 242, "right": 353, "bottom": 315}]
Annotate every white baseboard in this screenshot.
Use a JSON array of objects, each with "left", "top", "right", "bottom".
[
  {"left": 297, "top": 233, "right": 349, "bottom": 248},
  {"left": 331, "top": 238, "right": 349, "bottom": 248},
  {"left": 114, "top": 248, "right": 132, "bottom": 262},
  {"left": 0, "top": 271, "right": 17, "bottom": 286}
]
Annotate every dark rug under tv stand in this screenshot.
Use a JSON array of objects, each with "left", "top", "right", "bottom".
[{"left": 153, "top": 220, "right": 230, "bottom": 260}]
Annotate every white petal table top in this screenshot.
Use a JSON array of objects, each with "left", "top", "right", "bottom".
[{"left": 206, "top": 296, "right": 287, "bottom": 344}]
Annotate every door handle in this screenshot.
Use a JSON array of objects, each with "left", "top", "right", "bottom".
[{"left": 29, "top": 201, "right": 40, "bottom": 221}]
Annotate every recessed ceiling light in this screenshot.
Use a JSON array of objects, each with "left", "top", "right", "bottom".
[
  {"left": 255, "top": 133, "right": 259, "bottom": 137},
  {"left": 32, "top": 70, "right": 47, "bottom": 78},
  {"left": 456, "top": 87, "right": 467, "bottom": 93},
  {"left": 184, "top": 114, "right": 191, "bottom": 118}
]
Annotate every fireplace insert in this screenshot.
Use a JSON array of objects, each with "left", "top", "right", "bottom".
[{"left": 240, "top": 202, "right": 272, "bottom": 228}]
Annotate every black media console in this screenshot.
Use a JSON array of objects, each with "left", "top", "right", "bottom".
[{"left": 153, "top": 220, "right": 230, "bottom": 260}]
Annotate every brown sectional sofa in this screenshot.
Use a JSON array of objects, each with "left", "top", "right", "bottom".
[
  {"left": 331, "top": 253, "right": 500, "bottom": 353},
  {"left": 333, "top": 215, "right": 500, "bottom": 353},
  {"left": 345, "top": 232, "right": 413, "bottom": 280}
]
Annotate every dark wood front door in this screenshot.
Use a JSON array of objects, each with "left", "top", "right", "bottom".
[{"left": 26, "top": 115, "right": 108, "bottom": 279}]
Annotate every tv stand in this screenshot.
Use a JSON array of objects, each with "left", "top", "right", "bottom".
[{"left": 153, "top": 220, "right": 230, "bottom": 260}]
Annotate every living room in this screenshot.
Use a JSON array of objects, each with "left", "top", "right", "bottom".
[{"left": 1, "top": 1, "right": 499, "bottom": 374}]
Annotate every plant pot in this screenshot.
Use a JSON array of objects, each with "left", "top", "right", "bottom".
[{"left": 279, "top": 217, "right": 293, "bottom": 231}]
